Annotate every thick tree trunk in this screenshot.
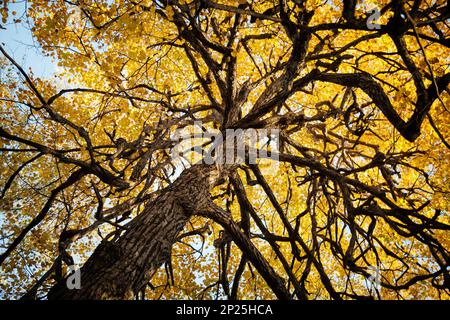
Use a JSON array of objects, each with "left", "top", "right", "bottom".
[
  {"left": 48, "top": 164, "right": 290, "bottom": 300},
  {"left": 48, "top": 165, "right": 220, "bottom": 299}
]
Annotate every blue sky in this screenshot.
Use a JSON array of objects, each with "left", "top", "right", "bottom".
[{"left": 1, "top": 1, "right": 56, "bottom": 79}]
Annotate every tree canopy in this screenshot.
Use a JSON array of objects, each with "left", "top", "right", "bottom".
[{"left": 0, "top": 0, "right": 450, "bottom": 300}]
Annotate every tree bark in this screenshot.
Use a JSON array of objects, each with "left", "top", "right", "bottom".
[
  {"left": 47, "top": 164, "right": 291, "bottom": 299},
  {"left": 48, "top": 164, "right": 220, "bottom": 299}
]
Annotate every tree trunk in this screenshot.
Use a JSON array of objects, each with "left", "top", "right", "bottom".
[
  {"left": 48, "top": 164, "right": 290, "bottom": 300},
  {"left": 48, "top": 165, "right": 220, "bottom": 299}
]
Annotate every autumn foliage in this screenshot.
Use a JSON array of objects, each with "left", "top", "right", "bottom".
[{"left": 0, "top": 0, "right": 450, "bottom": 300}]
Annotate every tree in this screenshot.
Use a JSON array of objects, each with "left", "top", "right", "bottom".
[{"left": 0, "top": 0, "right": 450, "bottom": 300}]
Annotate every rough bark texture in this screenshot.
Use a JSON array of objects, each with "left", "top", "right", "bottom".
[{"left": 48, "top": 164, "right": 220, "bottom": 299}]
